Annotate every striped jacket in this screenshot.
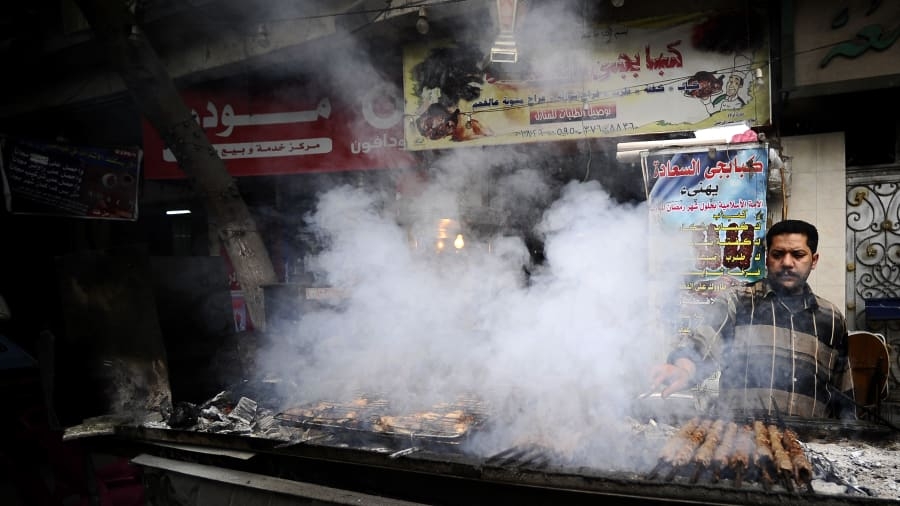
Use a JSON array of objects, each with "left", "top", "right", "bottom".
[{"left": 670, "top": 279, "right": 855, "bottom": 419}]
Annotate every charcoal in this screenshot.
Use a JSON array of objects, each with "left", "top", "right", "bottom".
[
  {"left": 227, "top": 396, "right": 258, "bottom": 425},
  {"left": 167, "top": 401, "right": 200, "bottom": 428}
]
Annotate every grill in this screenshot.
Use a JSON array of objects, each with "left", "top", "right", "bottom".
[
  {"left": 84, "top": 386, "right": 900, "bottom": 506},
  {"left": 115, "top": 421, "right": 899, "bottom": 506}
]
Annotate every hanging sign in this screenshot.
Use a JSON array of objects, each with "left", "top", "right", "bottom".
[
  {"left": 645, "top": 143, "right": 769, "bottom": 307},
  {"left": 402, "top": 11, "right": 771, "bottom": 150}
]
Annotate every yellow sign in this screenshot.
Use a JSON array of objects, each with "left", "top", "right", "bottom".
[{"left": 402, "top": 13, "right": 771, "bottom": 150}]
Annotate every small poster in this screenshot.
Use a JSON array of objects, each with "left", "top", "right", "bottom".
[
  {"left": 0, "top": 137, "right": 141, "bottom": 220},
  {"left": 645, "top": 143, "right": 769, "bottom": 305},
  {"left": 644, "top": 143, "right": 768, "bottom": 339}
]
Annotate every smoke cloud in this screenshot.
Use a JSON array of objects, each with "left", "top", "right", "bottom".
[
  {"left": 253, "top": 1, "right": 695, "bottom": 472},
  {"left": 257, "top": 144, "right": 692, "bottom": 470}
]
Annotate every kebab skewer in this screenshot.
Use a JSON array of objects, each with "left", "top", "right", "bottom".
[
  {"left": 691, "top": 419, "right": 726, "bottom": 483},
  {"left": 665, "top": 418, "right": 712, "bottom": 481},
  {"left": 710, "top": 421, "right": 739, "bottom": 483},
  {"left": 650, "top": 417, "right": 714, "bottom": 481},
  {"left": 751, "top": 420, "right": 775, "bottom": 491},
  {"left": 729, "top": 424, "right": 754, "bottom": 488},
  {"left": 783, "top": 428, "right": 814, "bottom": 492},
  {"left": 767, "top": 424, "right": 796, "bottom": 492},
  {"left": 648, "top": 417, "right": 700, "bottom": 480}
]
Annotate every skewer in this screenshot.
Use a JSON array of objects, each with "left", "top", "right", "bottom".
[
  {"left": 690, "top": 463, "right": 705, "bottom": 484},
  {"left": 759, "top": 468, "right": 773, "bottom": 492},
  {"left": 647, "top": 460, "right": 669, "bottom": 481},
  {"left": 711, "top": 422, "right": 738, "bottom": 483},
  {"left": 733, "top": 463, "right": 745, "bottom": 488},
  {"left": 780, "top": 470, "right": 795, "bottom": 493},
  {"left": 651, "top": 417, "right": 704, "bottom": 481},
  {"left": 664, "top": 464, "right": 680, "bottom": 482},
  {"left": 710, "top": 461, "right": 721, "bottom": 483},
  {"left": 729, "top": 424, "right": 753, "bottom": 489},
  {"left": 782, "top": 428, "right": 814, "bottom": 490}
]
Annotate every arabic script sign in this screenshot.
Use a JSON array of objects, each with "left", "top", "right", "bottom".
[
  {"left": 0, "top": 137, "right": 141, "bottom": 220},
  {"left": 142, "top": 83, "right": 414, "bottom": 179},
  {"left": 792, "top": 0, "right": 900, "bottom": 87},
  {"left": 646, "top": 143, "right": 769, "bottom": 306},
  {"left": 402, "top": 12, "right": 771, "bottom": 150}
]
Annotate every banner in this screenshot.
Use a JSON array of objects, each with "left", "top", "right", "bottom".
[
  {"left": 142, "top": 82, "right": 415, "bottom": 179},
  {"left": 1, "top": 137, "right": 141, "bottom": 220},
  {"left": 645, "top": 143, "right": 769, "bottom": 307},
  {"left": 403, "top": 11, "right": 771, "bottom": 150}
]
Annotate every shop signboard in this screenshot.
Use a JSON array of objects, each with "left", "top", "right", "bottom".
[
  {"left": 790, "top": 0, "right": 900, "bottom": 90},
  {"left": 402, "top": 11, "right": 771, "bottom": 150},
  {"left": 0, "top": 137, "right": 141, "bottom": 220},
  {"left": 142, "top": 82, "right": 414, "bottom": 179},
  {"left": 644, "top": 143, "right": 768, "bottom": 335}
]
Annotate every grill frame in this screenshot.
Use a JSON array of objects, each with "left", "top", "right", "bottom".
[{"left": 110, "top": 424, "right": 900, "bottom": 506}]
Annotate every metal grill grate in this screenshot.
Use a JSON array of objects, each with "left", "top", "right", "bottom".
[{"left": 275, "top": 395, "right": 487, "bottom": 441}]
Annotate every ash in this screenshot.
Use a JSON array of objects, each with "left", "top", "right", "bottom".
[{"left": 804, "top": 439, "right": 900, "bottom": 500}]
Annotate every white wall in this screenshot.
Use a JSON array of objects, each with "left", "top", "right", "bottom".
[{"left": 779, "top": 132, "right": 847, "bottom": 312}]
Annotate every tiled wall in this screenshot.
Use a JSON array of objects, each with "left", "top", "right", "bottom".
[{"left": 778, "top": 132, "right": 847, "bottom": 312}]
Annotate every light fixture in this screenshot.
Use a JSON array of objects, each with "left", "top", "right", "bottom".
[
  {"left": 454, "top": 234, "right": 465, "bottom": 250},
  {"left": 491, "top": 0, "right": 518, "bottom": 63},
  {"left": 415, "top": 7, "right": 429, "bottom": 35},
  {"left": 611, "top": 0, "right": 625, "bottom": 7},
  {"left": 166, "top": 209, "right": 191, "bottom": 215}
]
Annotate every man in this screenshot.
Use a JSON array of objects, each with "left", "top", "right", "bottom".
[{"left": 651, "top": 219, "right": 856, "bottom": 419}]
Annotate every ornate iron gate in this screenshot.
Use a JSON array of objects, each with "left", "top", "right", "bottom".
[{"left": 846, "top": 168, "right": 900, "bottom": 404}]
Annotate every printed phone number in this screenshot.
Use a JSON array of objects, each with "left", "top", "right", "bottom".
[{"left": 514, "top": 123, "right": 635, "bottom": 138}]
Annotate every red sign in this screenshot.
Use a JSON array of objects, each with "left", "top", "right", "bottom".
[{"left": 142, "top": 83, "right": 415, "bottom": 178}]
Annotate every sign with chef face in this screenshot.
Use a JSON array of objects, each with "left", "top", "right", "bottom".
[
  {"left": 402, "top": 10, "right": 771, "bottom": 150},
  {"left": 142, "top": 81, "right": 414, "bottom": 179}
]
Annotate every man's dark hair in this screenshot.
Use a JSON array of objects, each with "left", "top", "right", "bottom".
[{"left": 766, "top": 219, "right": 819, "bottom": 253}]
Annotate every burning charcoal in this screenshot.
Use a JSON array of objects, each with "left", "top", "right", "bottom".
[
  {"left": 201, "top": 390, "right": 233, "bottom": 410},
  {"left": 228, "top": 422, "right": 253, "bottom": 434},
  {"left": 255, "top": 412, "right": 276, "bottom": 433},
  {"left": 227, "top": 396, "right": 258, "bottom": 425},
  {"left": 201, "top": 419, "right": 236, "bottom": 433},
  {"left": 167, "top": 401, "right": 200, "bottom": 428},
  {"left": 200, "top": 405, "right": 230, "bottom": 423}
]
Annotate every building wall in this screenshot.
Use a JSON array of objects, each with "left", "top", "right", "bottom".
[{"left": 780, "top": 132, "right": 847, "bottom": 312}]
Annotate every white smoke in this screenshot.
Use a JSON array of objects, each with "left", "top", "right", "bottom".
[
  {"left": 256, "top": 145, "right": 691, "bottom": 470},
  {"left": 253, "top": 1, "right": 694, "bottom": 472}
]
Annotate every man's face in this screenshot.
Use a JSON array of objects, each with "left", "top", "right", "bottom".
[
  {"left": 766, "top": 233, "right": 819, "bottom": 294},
  {"left": 726, "top": 75, "right": 741, "bottom": 97}
]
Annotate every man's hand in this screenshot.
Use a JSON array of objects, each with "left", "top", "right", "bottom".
[{"left": 649, "top": 358, "right": 697, "bottom": 397}]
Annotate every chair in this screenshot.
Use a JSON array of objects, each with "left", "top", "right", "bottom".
[{"left": 847, "top": 331, "right": 891, "bottom": 419}]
